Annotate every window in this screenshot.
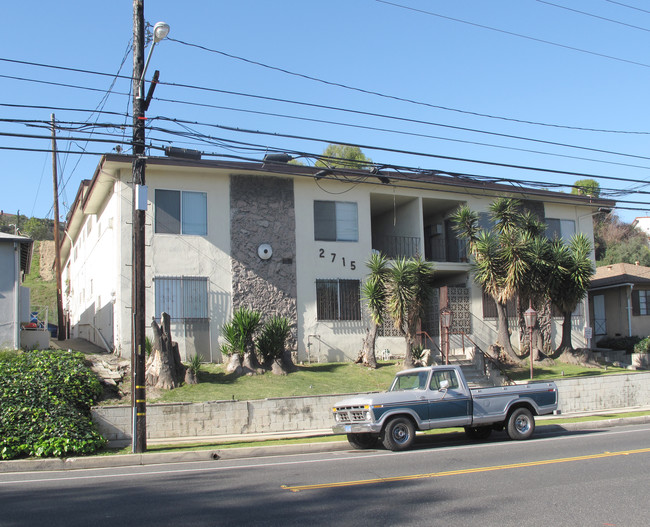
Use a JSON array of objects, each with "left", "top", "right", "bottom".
[
  {"left": 478, "top": 212, "right": 495, "bottom": 231},
  {"left": 154, "top": 276, "right": 209, "bottom": 320},
  {"left": 316, "top": 279, "right": 361, "bottom": 320},
  {"left": 430, "top": 370, "right": 460, "bottom": 390},
  {"left": 155, "top": 189, "right": 207, "bottom": 235},
  {"left": 632, "top": 290, "right": 650, "bottom": 316},
  {"left": 314, "top": 201, "right": 358, "bottom": 241},
  {"left": 546, "top": 219, "right": 575, "bottom": 241},
  {"left": 482, "top": 292, "right": 516, "bottom": 319}
]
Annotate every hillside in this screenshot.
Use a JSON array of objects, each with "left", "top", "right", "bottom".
[{"left": 24, "top": 241, "right": 58, "bottom": 322}]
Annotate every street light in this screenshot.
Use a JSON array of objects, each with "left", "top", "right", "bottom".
[
  {"left": 440, "top": 308, "right": 452, "bottom": 365},
  {"left": 524, "top": 303, "right": 537, "bottom": 380},
  {"left": 139, "top": 22, "right": 170, "bottom": 99}
]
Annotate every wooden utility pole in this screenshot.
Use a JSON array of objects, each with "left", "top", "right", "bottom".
[
  {"left": 51, "top": 114, "right": 65, "bottom": 340},
  {"left": 132, "top": 0, "right": 147, "bottom": 453}
]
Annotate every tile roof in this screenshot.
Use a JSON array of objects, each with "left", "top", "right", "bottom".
[{"left": 591, "top": 262, "right": 650, "bottom": 289}]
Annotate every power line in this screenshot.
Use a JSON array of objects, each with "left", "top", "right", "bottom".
[
  {"left": 7, "top": 68, "right": 650, "bottom": 169},
  {"left": 535, "top": 0, "right": 650, "bottom": 32},
  {"left": 146, "top": 102, "right": 650, "bottom": 172},
  {"left": 605, "top": 0, "right": 650, "bottom": 15},
  {"left": 151, "top": 116, "right": 650, "bottom": 185},
  {"left": 166, "top": 37, "right": 649, "bottom": 135},
  {"left": 375, "top": 0, "right": 650, "bottom": 69},
  {"left": 3, "top": 54, "right": 649, "bottom": 135},
  {"left": 153, "top": 123, "right": 650, "bottom": 200},
  {"left": 6, "top": 110, "right": 650, "bottom": 200}
]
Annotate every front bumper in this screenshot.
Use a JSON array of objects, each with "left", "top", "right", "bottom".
[{"left": 332, "top": 422, "right": 382, "bottom": 434}]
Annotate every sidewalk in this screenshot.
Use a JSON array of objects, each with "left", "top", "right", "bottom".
[{"left": 2, "top": 407, "right": 649, "bottom": 474}]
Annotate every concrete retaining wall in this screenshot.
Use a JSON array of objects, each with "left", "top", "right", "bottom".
[{"left": 92, "top": 372, "right": 650, "bottom": 446}]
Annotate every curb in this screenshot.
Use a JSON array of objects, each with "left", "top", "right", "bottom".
[{"left": 2, "top": 415, "right": 649, "bottom": 474}]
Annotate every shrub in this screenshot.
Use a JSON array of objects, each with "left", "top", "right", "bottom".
[
  {"left": 257, "top": 316, "right": 291, "bottom": 363},
  {"left": 634, "top": 337, "right": 650, "bottom": 354},
  {"left": 411, "top": 344, "right": 425, "bottom": 361},
  {"left": 187, "top": 354, "right": 202, "bottom": 376},
  {"left": 220, "top": 307, "right": 261, "bottom": 357},
  {"left": 0, "top": 349, "right": 106, "bottom": 460},
  {"left": 595, "top": 336, "right": 641, "bottom": 352}
]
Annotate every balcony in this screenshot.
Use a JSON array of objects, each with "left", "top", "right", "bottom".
[{"left": 369, "top": 193, "right": 468, "bottom": 264}]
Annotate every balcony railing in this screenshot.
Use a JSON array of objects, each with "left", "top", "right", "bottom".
[
  {"left": 373, "top": 234, "right": 470, "bottom": 262},
  {"left": 425, "top": 237, "right": 468, "bottom": 263},
  {"left": 373, "top": 235, "right": 420, "bottom": 259}
]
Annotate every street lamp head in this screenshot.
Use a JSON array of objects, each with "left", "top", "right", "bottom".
[
  {"left": 152, "top": 22, "right": 170, "bottom": 43},
  {"left": 524, "top": 307, "right": 537, "bottom": 329},
  {"left": 440, "top": 308, "right": 452, "bottom": 329}
]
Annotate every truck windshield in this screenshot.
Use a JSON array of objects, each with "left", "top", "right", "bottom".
[{"left": 389, "top": 371, "right": 428, "bottom": 391}]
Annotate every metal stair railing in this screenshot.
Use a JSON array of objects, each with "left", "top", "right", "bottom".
[{"left": 451, "top": 330, "right": 516, "bottom": 386}]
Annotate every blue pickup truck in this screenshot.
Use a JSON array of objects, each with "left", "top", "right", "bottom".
[{"left": 332, "top": 364, "right": 558, "bottom": 451}]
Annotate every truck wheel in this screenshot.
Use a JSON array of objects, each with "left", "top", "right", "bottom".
[
  {"left": 506, "top": 408, "right": 535, "bottom": 440},
  {"left": 464, "top": 426, "right": 492, "bottom": 440},
  {"left": 347, "top": 433, "right": 379, "bottom": 449},
  {"left": 382, "top": 417, "right": 415, "bottom": 451}
]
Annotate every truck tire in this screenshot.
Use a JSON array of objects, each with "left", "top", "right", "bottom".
[
  {"left": 464, "top": 426, "right": 492, "bottom": 440},
  {"left": 506, "top": 407, "right": 535, "bottom": 440},
  {"left": 382, "top": 417, "right": 415, "bottom": 451},
  {"left": 347, "top": 433, "right": 379, "bottom": 449}
]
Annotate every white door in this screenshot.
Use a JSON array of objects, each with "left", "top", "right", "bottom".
[{"left": 593, "top": 295, "right": 606, "bottom": 335}]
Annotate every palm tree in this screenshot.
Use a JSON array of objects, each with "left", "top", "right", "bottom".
[
  {"left": 452, "top": 199, "right": 533, "bottom": 364},
  {"left": 548, "top": 234, "right": 595, "bottom": 356},
  {"left": 384, "top": 256, "right": 436, "bottom": 369},
  {"left": 360, "top": 253, "right": 389, "bottom": 368}
]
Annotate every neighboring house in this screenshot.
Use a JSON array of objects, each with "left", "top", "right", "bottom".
[
  {"left": 0, "top": 232, "right": 33, "bottom": 349},
  {"left": 60, "top": 154, "right": 614, "bottom": 362},
  {"left": 589, "top": 262, "right": 650, "bottom": 342},
  {"left": 632, "top": 217, "right": 650, "bottom": 245}
]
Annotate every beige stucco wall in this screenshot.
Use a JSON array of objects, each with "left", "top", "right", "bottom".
[
  {"left": 145, "top": 166, "right": 232, "bottom": 361},
  {"left": 294, "top": 178, "right": 371, "bottom": 362},
  {"left": 64, "top": 186, "right": 120, "bottom": 352}
]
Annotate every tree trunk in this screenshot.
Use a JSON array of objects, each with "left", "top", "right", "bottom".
[
  {"left": 225, "top": 353, "right": 243, "bottom": 375},
  {"left": 184, "top": 369, "right": 198, "bottom": 385},
  {"left": 146, "top": 312, "right": 186, "bottom": 389},
  {"left": 271, "top": 358, "right": 289, "bottom": 375},
  {"left": 403, "top": 322, "right": 417, "bottom": 369},
  {"left": 496, "top": 301, "right": 522, "bottom": 364},
  {"left": 281, "top": 348, "right": 297, "bottom": 373},
  {"left": 361, "top": 324, "right": 379, "bottom": 368},
  {"left": 554, "top": 311, "right": 574, "bottom": 356},
  {"left": 241, "top": 338, "right": 263, "bottom": 375}
]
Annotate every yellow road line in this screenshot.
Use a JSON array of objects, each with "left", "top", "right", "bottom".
[{"left": 281, "top": 447, "right": 650, "bottom": 492}]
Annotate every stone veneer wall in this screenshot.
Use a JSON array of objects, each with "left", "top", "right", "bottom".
[
  {"left": 229, "top": 174, "right": 297, "bottom": 346},
  {"left": 93, "top": 372, "right": 650, "bottom": 446}
]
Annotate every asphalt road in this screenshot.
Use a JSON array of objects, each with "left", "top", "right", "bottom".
[{"left": 1, "top": 424, "right": 649, "bottom": 527}]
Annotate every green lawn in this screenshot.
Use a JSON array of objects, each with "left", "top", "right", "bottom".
[
  {"left": 504, "top": 361, "right": 631, "bottom": 381},
  {"left": 150, "top": 361, "right": 402, "bottom": 403}
]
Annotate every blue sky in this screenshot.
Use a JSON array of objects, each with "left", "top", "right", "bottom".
[{"left": 2, "top": 0, "right": 650, "bottom": 224}]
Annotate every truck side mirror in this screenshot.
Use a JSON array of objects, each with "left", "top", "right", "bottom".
[{"left": 439, "top": 379, "right": 450, "bottom": 391}]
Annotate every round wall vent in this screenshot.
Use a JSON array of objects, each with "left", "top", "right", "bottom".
[{"left": 258, "top": 243, "right": 273, "bottom": 260}]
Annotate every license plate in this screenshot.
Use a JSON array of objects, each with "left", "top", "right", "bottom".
[{"left": 344, "top": 425, "right": 352, "bottom": 433}]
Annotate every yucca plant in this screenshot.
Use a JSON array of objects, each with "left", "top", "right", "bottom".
[
  {"left": 188, "top": 354, "right": 202, "bottom": 376},
  {"left": 220, "top": 307, "right": 261, "bottom": 358},
  {"left": 221, "top": 307, "right": 263, "bottom": 374},
  {"left": 257, "top": 316, "right": 291, "bottom": 365}
]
